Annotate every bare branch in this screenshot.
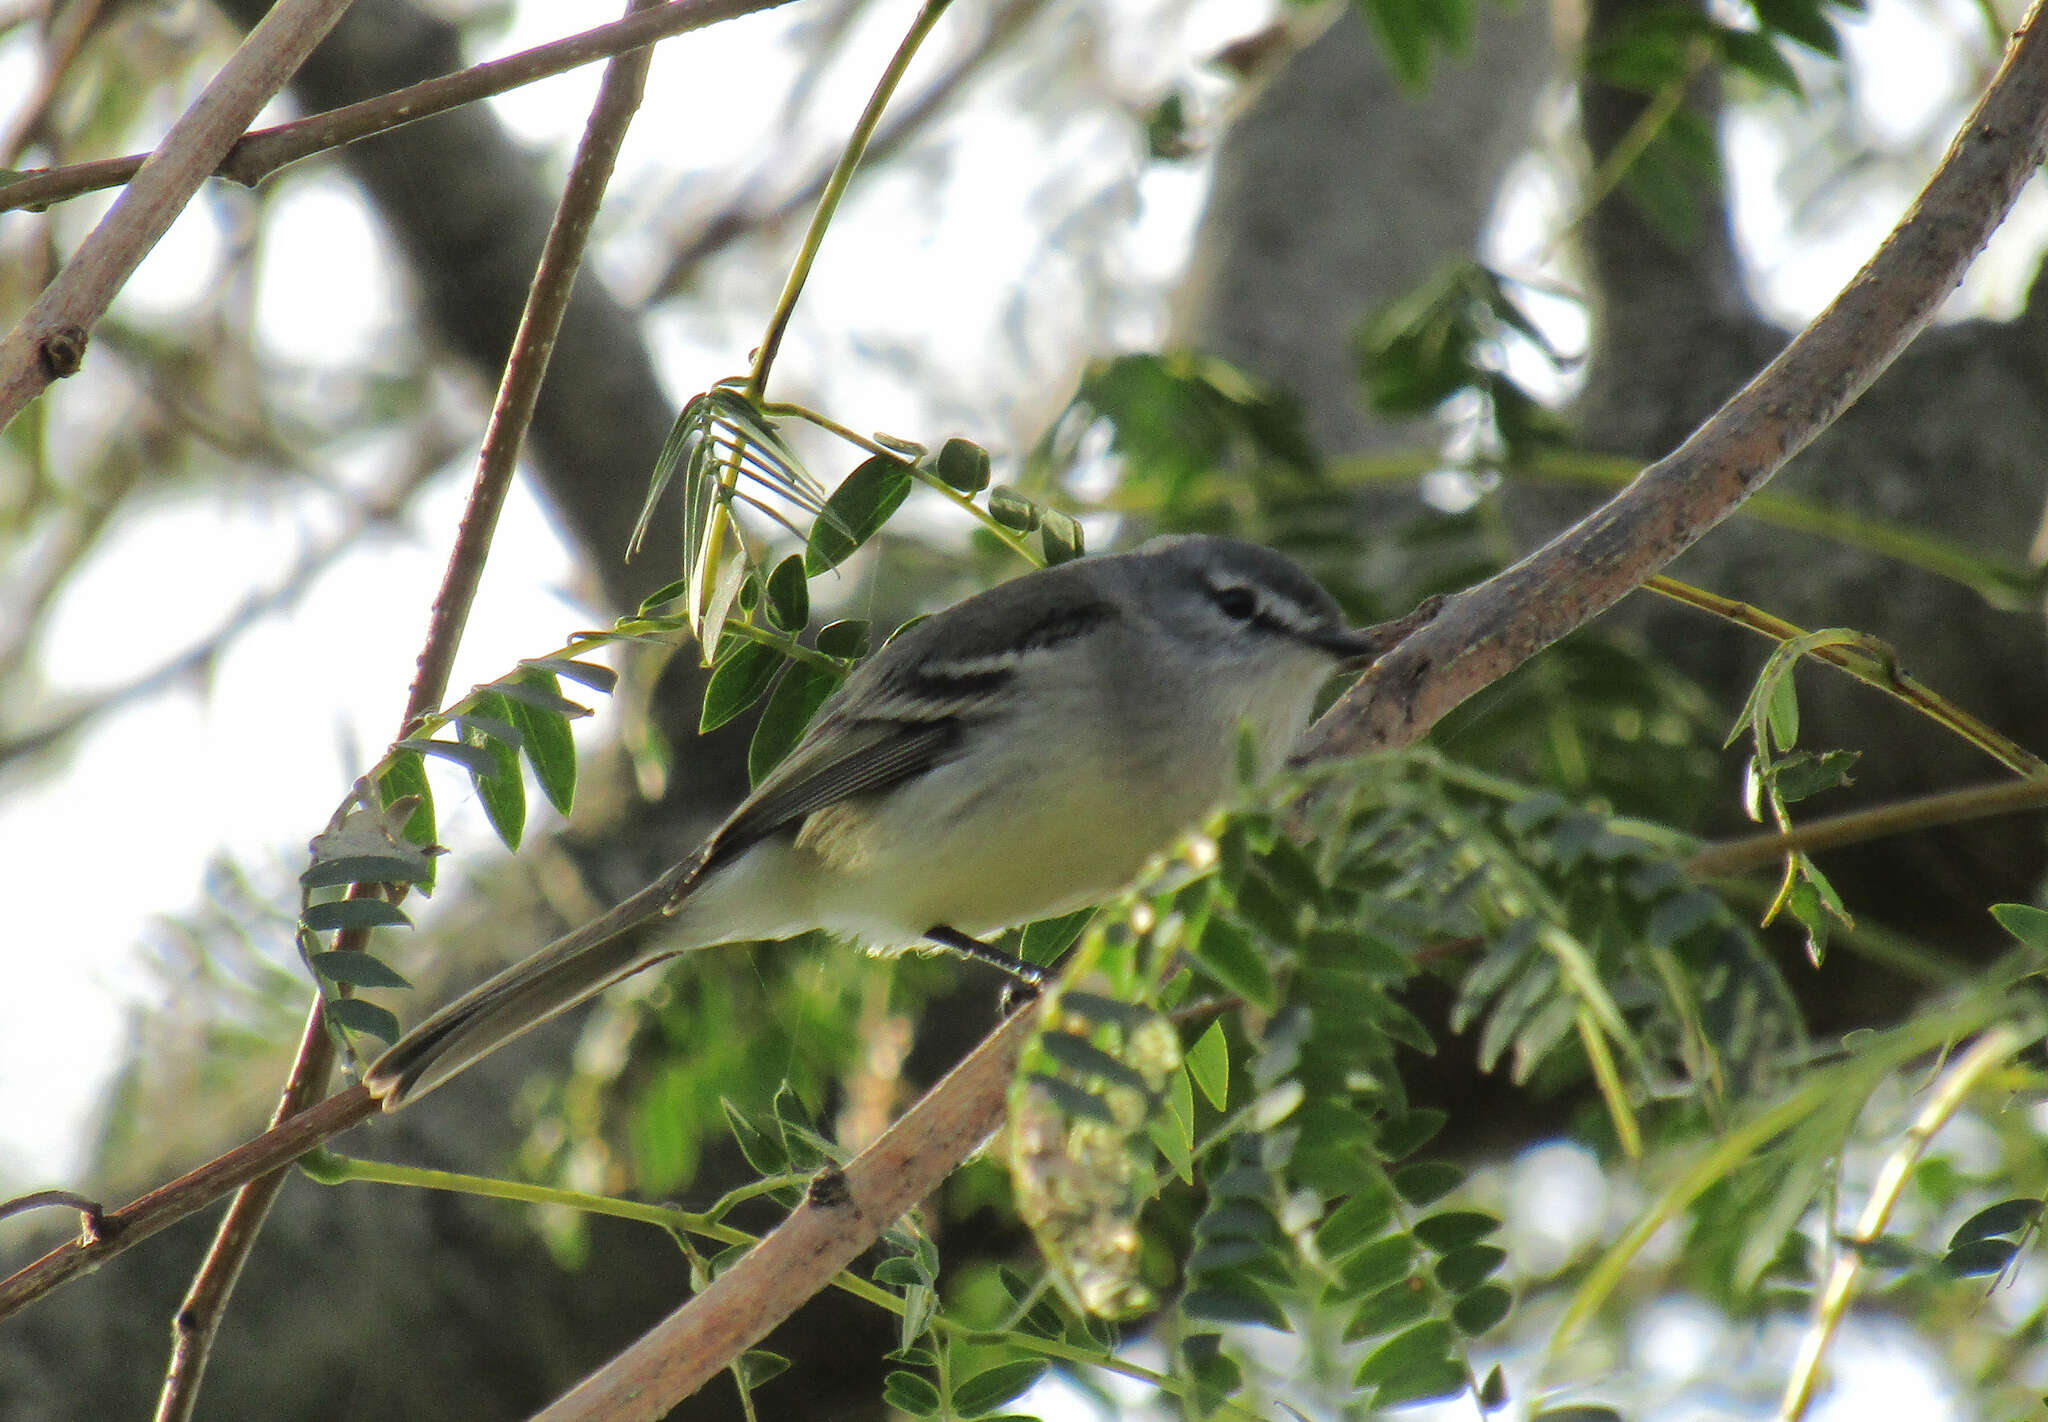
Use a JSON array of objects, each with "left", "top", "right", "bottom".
[
  {"left": 0, "top": 0, "right": 357, "bottom": 428},
  {"left": 0, "top": 0, "right": 800, "bottom": 214},
  {"left": 0, "top": 0, "right": 112, "bottom": 167},
  {"left": 0, "top": 1086, "right": 379, "bottom": 1319}
]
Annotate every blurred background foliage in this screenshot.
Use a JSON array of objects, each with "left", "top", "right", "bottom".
[{"left": 7, "top": 0, "right": 2048, "bottom": 1417}]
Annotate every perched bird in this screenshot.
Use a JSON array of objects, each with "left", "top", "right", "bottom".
[{"left": 366, "top": 535, "right": 1379, "bottom": 1109}]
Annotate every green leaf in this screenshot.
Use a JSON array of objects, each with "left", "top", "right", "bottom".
[
  {"left": 1180, "top": 1281, "right": 1290, "bottom": 1331},
  {"left": 1375, "top": 1109, "right": 1448, "bottom": 1161},
  {"left": 736, "top": 1350, "right": 789, "bottom": 1387},
  {"left": 1719, "top": 26, "right": 1803, "bottom": 95},
  {"left": 748, "top": 662, "right": 842, "bottom": 784},
  {"left": 985, "top": 485, "right": 1042, "bottom": 532},
  {"left": 1992, "top": 902, "right": 2048, "bottom": 953},
  {"left": 806, "top": 456, "right": 913, "bottom": 573},
  {"left": 1356, "top": 1319, "right": 1455, "bottom": 1388},
  {"left": 1037, "top": 1033, "right": 1154, "bottom": 1095},
  {"left": 765, "top": 553, "right": 810, "bottom": 632},
  {"left": 1185, "top": 1020, "right": 1230, "bottom": 1110},
  {"left": 506, "top": 674, "right": 578, "bottom": 815},
  {"left": 520, "top": 656, "right": 618, "bottom": 693},
  {"left": 1370, "top": 1353, "right": 1470, "bottom": 1409},
  {"left": 1189, "top": 917, "right": 1276, "bottom": 1010},
  {"left": 1019, "top": 909, "right": 1093, "bottom": 966},
  {"left": 376, "top": 750, "right": 436, "bottom": 856},
  {"left": 1393, "top": 1162, "right": 1463, "bottom": 1207},
  {"left": 933, "top": 437, "right": 992, "bottom": 493},
  {"left": 301, "top": 898, "right": 412, "bottom": 932},
  {"left": 1413, "top": 1211, "right": 1501, "bottom": 1254},
  {"left": 1949, "top": 1199, "right": 2042, "bottom": 1248},
  {"left": 722, "top": 1098, "right": 788, "bottom": 1174},
  {"left": 1943, "top": 1237, "right": 2020, "bottom": 1277},
  {"left": 1316, "top": 1188, "right": 1396, "bottom": 1262},
  {"left": 637, "top": 577, "right": 692, "bottom": 612},
  {"left": 463, "top": 692, "right": 526, "bottom": 850},
  {"left": 881, "top": 1370, "right": 941, "bottom": 1416},
  {"left": 486, "top": 677, "right": 593, "bottom": 719},
  {"left": 1059, "top": 991, "right": 1158, "bottom": 1030},
  {"left": 1453, "top": 1283, "right": 1513, "bottom": 1335},
  {"left": 309, "top": 951, "right": 413, "bottom": 990},
  {"left": 324, "top": 996, "right": 402, "bottom": 1043},
  {"left": 1479, "top": 1363, "right": 1509, "bottom": 1410},
  {"left": 816, "top": 618, "right": 871, "bottom": 659},
  {"left": 1433, "top": 1244, "right": 1507, "bottom": 1293},
  {"left": 300, "top": 853, "right": 435, "bottom": 891},
  {"left": 701, "top": 640, "right": 783, "bottom": 732},
  {"left": 1039, "top": 509, "right": 1084, "bottom": 565},
  {"left": 1334, "top": 1236, "right": 1417, "bottom": 1297},
  {"left": 394, "top": 736, "right": 498, "bottom": 778},
  {"left": 1026, "top": 1072, "right": 1118, "bottom": 1125},
  {"left": 873, "top": 1257, "right": 930, "bottom": 1287},
  {"left": 451, "top": 711, "right": 523, "bottom": 749},
  {"left": 951, "top": 1360, "right": 1047, "bottom": 1416},
  {"left": 1345, "top": 1280, "right": 1431, "bottom": 1341}
]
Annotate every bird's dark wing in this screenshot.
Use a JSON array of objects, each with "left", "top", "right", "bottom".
[
  {"left": 688, "top": 569, "right": 1118, "bottom": 877},
  {"left": 698, "top": 715, "right": 964, "bottom": 873}
]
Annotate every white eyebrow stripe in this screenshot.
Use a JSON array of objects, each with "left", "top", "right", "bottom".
[
  {"left": 923, "top": 651, "right": 1029, "bottom": 677},
  {"left": 1255, "top": 595, "right": 1320, "bottom": 634}
]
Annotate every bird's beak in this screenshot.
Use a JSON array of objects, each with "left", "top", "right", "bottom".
[{"left": 1311, "top": 626, "right": 1385, "bottom": 669}]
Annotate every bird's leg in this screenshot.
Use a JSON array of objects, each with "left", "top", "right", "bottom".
[{"left": 924, "top": 925, "right": 1049, "bottom": 991}]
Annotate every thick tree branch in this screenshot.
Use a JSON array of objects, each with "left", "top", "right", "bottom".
[
  {"left": 535, "top": 1004, "right": 1042, "bottom": 1422},
  {"left": 0, "top": 0, "right": 357, "bottom": 428},
  {"left": 1297, "top": 2, "right": 2048, "bottom": 766}
]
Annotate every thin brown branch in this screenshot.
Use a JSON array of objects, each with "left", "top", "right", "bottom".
[
  {"left": 1686, "top": 775, "right": 2048, "bottom": 878},
  {"left": 0, "top": 0, "right": 357, "bottom": 430},
  {"left": 1295, "top": 1, "right": 2048, "bottom": 769},
  {"left": 404, "top": 1, "right": 659, "bottom": 729},
  {"left": 535, "top": 1003, "right": 1042, "bottom": 1422},
  {"left": 150, "top": 10, "right": 664, "bottom": 1419},
  {"left": 0, "top": 1188, "right": 104, "bottom": 1235},
  {"left": 0, "top": 1086, "right": 378, "bottom": 1320},
  {"left": 0, "top": 0, "right": 798, "bottom": 215},
  {"left": 153, "top": 994, "right": 348, "bottom": 1422},
  {"left": 0, "top": 0, "right": 112, "bottom": 167}
]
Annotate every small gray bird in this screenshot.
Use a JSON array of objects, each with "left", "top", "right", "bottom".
[{"left": 366, "top": 535, "right": 1378, "bottom": 1108}]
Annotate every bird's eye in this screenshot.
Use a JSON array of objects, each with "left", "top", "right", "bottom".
[{"left": 1211, "top": 585, "right": 1258, "bottom": 621}]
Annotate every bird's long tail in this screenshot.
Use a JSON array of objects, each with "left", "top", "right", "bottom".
[{"left": 364, "top": 869, "right": 692, "bottom": 1111}]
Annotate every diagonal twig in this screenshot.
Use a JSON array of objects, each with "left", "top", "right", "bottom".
[
  {"left": 0, "top": 0, "right": 799, "bottom": 215},
  {"left": 149, "top": 4, "right": 668, "bottom": 1418},
  {"left": 0, "top": 0, "right": 359, "bottom": 429}
]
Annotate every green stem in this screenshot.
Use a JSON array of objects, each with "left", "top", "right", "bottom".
[
  {"left": 1777, "top": 1026, "right": 2027, "bottom": 1422},
  {"left": 725, "top": 618, "right": 845, "bottom": 674},
  {"left": 1548, "top": 982, "right": 2036, "bottom": 1355},
  {"left": 302, "top": 1148, "right": 1262, "bottom": 1417},
  {"left": 745, "top": 0, "right": 954, "bottom": 398}
]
